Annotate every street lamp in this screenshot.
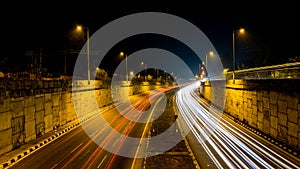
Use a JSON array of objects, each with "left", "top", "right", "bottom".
[
  {"left": 76, "top": 25, "right": 90, "bottom": 84},
  {"left": 164, "top": 70, "right": 167, "bottom": 83},
  {"left": 205, "top": 51, "right": 214, "bottom": 80},
  {"left": 141, "top": 61, "right": 147, "bottom": 82},
  {"left": 119, "top": 52, "right": 128, "bottom": 82},
  {"left": 232, "top": 28, "right": 245, "bottom": 84}
]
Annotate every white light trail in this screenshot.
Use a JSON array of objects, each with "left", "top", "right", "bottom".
[{"left": 175, "top": 81, "right": 300, "bottom": 169}]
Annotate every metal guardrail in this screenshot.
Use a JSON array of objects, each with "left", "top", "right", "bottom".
[{"left": 225, "top": 62, "right": 300, "bottom": 80}]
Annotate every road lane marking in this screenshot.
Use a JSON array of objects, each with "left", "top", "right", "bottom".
[
  {"left": 97, "top": 155, "right": 107, "bottom": 168},
  {"left": 49, "top": 142, "right": 84, "bottom": 169},
  {"left": 70, "top": 143, "right": 83, "bottom": 154}
]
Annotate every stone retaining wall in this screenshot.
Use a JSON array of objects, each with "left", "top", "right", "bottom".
[
  {"left": 0, "top": 79, "right": 160, "bottom": 155},
  {"left": 200, "top": 79, "right": 300, "bottom": 150}
]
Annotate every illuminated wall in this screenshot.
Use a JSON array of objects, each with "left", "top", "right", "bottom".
[
  {"left": 200, "top": 79, "right": 300, "bottom": 150},
  {"left": 0, "top": 79, "right": 156, "bottom": 156}
]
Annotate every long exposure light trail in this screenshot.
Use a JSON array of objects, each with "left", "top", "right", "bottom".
[{"left": 175, "top": 81, "right": 300, "bottom": 169}]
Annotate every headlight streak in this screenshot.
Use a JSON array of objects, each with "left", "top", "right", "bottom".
[
  {"left": 187, "top": 93, "right": 269, "bottom": 169},
  {"left": 177, "top": 83, "right": 247, "bottom": 169},
  {"left": 61, "top": 91, "right": 162, "bottom": 169},
  {"left": 175, "top": 82, "right": 299, "bottom": 169},
  {"left": 197, "top": 96, "right": 299, "bottom": 169},
  {"left": 176, "top": 83, "right": 236, "bottom": 168}
]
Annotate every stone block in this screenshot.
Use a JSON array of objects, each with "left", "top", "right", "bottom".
[
  {"left": 270, "top": 91, "right": 278, "bottom": 104},
  {"left": 24, "top": 96, "right": 34, "bottom": 107},
  {"left": 257, "top": 122, "right": 263, "bottom": 130},
  {"left": 270, "top": 104, "right": 278, "bottom": 117},
  {"left": 263, "top": 109, "right": 270, "bottom": 120},
  {"left": 278, "top": 100, "right": 287, "bottom": 113},
  {"left": 270, "top": 128, "right": 278, "bottom": 138},
  {"left": 35, "top": 110, "right": 45, "bottom": 125},
  {"left": 25, "top": 120, "right": 36, "bottom": 142},
  {"left": 44, "top": 102, "right": 52, "bottom": 115},
  {"left": 257, "top": 91, "right": 263, "bottom": 101},
  {"left": 263, "top": 119, "right": 270, "bottom": 134},
  {"left": 270, "top": 116, "right": 278, "bottom": 129},
  {"left": 52, "top": 106, "right": 60, "bottom": 126},
  {"left": 11, "top": 100, "right": 24, "bottom": 118},
  {"left": 36, "top": 122, "right": 45, "bottom": 136},
  {"left": 263, "top": 97, "right": 270, "bottom": 109},
  {"left": 0, "top": 129, "right": 12, "bottom": 155},
  {"left": 65, "top": 93, "right": 72, "bottom": 103},
  {"left": 0, "top": 99, "right": 11, "bottom": 113},
  {"left": 52, "top": 94, "right": 60, "bottom": 106},
  {"left": 59, "top": 110, "right": 66, "bottom": 125},
  {"left": 44, "top": 114, "right": 53, "bottom": 133},
  {"left": 258, "top": 111, "right": 264, "bottom": 123},
  {"left": 247, "top": 98, "right": 252, "bottom": 108},
  {"left": 288, "top": 122, "right": 298, "bottom": 137},
  {"left": 35, "top": 96, "right": 44, "bottom": 111},
  {"left": 11, "top": 116, "right": 24, "bottom": 135},
  {"left": 287, "top": 95, "right": 298, "bottom": 110},
  {"left": 44, "top": 93, "right": 52, "bottom": 101},
  {"left": 278, "top": 125, "right": 287, "bottom": 139},
  {"left": 24, "top": 106, "right": 35, "bottom": 122},
  {"left": 278, "top": 93, "right": 287, "bottom": 101},
  {"left": 278, "top": 113, "right": 287, "bottom": 127},
  {"left": 251, "top": 115, "right": 257, "bottom": 126},
  {"left": 0, "top": 112, "right": 11, "bottom": 131},
  {"left": 252, "top": 105, "right": 257, "bottom": 115},
  {"left": 258, "top": 101, "right": 263, "bottom": 112},
  {"left": 287, "top": 135, "right": 298, "bottom": 147},
  {"left": 287, "top": 108, "right": 298, "bottom": 124}
]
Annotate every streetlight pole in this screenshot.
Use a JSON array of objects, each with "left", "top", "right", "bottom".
[
  {"left": 165, "top": 70, "right": 167, "bottom": 83},
  {"left": 232, "top": 30, "right": 236, "bottom": 84},
  {"left": 198, "top": 63, "right": 201, "bottom": 80},
  {"left": 141, "top": 61, "right": 147, "bottom": 82},
  {"left": 76, "top": 25, "right": 90, "bottom": 84},
  {"left": 120, "top": 52, "right": 128, "bottom": 83},
  {"left": 205, "top": 51, "right": 214, "bottom": 80},
  {"left": 125, "top": 53, "right": 128, "bottom": 82},
  {"left": 232, "top": 28, "right": 245, "bottom": 84},
  {"left": 144, "top": 64, "right": 147, "bottom": 82},
  {"left": 87, "top": 27, "right": 90, "bottom": 84}
]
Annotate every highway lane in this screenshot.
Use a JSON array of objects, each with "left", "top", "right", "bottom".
[
  {"left": 8, "top": 87, "right": 175, "bottom": 169},
  {"left": 176, "top": 81, "right": 300, "bottom": 169}
]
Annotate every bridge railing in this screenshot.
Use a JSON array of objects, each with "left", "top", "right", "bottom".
[{"left": 224, "top": 62, "right": 300, "bottom": 80}]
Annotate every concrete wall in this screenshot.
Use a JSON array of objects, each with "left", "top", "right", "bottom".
[
  {"left": 0, "top": 79, "right": 159, "bottom": 156},
  {"left": 200, "top": 79, "right": 300, "bottom": 150}
]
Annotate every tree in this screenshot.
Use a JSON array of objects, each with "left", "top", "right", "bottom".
[
  {"left": 289, "top": 56, "right": 300, "bottom": 62},
  {"left": 0, "top": 55, "right": 8, "bottom": 72}
]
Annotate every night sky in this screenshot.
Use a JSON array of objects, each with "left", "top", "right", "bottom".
[{"left": 1, "top": 3, "right": 299, "bottom": 76}]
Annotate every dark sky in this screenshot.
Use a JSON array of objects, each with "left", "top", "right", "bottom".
[{"left": 1, "top": 2, "right": 299, "bottom": 75}]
